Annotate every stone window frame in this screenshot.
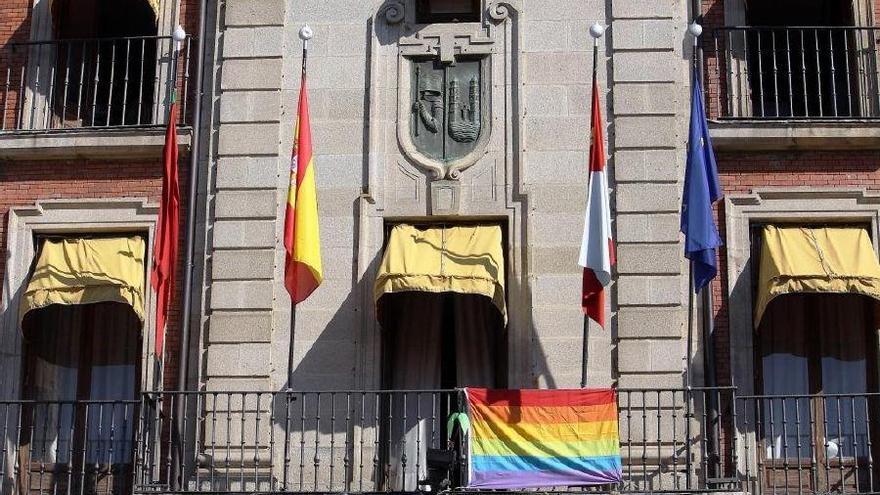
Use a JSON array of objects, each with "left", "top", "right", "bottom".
[
  {"left": 724, "top": 187, "right": 880, "bottom": 477},
  {"left": 0, "top": 198, "right": 160, "bottom": 401}
]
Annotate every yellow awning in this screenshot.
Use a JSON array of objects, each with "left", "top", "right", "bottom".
[
  {"left": 147, "top": 0, "right": 160, "bottom": 17},
  {"left": 754, "top": 225, "right": 880, "bottom": 327},
  {"left": 375, "top": 224, "right": 506, "bottom": 322},
  {"left": 20, "top": 236, "right": 147, "bottom": 325}
]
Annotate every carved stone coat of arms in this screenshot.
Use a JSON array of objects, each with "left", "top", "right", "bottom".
[
  {"left": 395, "top": 26, "right": 493, "bottom": 180},
  {"left": 411, "top": 59, "right": 483, "bottom": 163}
]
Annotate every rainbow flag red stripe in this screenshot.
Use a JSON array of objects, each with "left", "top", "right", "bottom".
[{"left": 466, "top": 388, "right": 622, "bottom": 489}]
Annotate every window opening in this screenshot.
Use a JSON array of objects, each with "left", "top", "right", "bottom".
[
  {"left": 17, "top": 234, "right": 146, "bottom": 495},
  {"left": 750, "top": 225, "right": 880, "bottom": 493},
  {"left": 50, "top": 0, "right": 159, "bottom": 127},
  {"left": 744, "top": 0, "right": 859, "bottom": 117},
  {"left": 415, "top": 0, "right": 480, "bottom": 23}
]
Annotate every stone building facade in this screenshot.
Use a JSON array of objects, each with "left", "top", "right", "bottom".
[
  {"left": 203, "top": 0, "right": 696, "bottom": 395},
  {"left": 2, "top": 0, "right": 880, "bottom": 493}
]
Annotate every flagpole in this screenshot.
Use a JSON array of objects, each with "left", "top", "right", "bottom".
[
  {"left": 685, "top": 22, "right": 703, "bottom": 391},
  {"left": 166, "top": 24, "right": 186, "bottom": 492},
  {"left": 286, "top": 25, "right": 312, "bottom": 392},
  {"left": 684, "top": 21, "right": 704, "bottom": 490},
  {"left": 283, "top": 25, "right": 312, "bottom": 491},
  {"left": 581, "top": 23, "right": 605, "bottom": 389}
]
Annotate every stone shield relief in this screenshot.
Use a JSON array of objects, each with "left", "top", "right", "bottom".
[
  {"left": 398, "top": 54, "right": 491, "bottom": 180},
  {"left": 411, "top": 58, "right": 483, "bottom": 163}
]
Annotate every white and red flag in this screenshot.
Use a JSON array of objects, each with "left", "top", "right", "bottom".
[{"left": 578, "top": 76, "right": 615, "bottom": 328}]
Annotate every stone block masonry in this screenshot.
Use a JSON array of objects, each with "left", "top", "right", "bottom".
[
  {"left": 203, "top": 0, "right": 290, "bottom": 390},
  {"left": 610, "top": 0, "right": 691, "bottom": 386}
]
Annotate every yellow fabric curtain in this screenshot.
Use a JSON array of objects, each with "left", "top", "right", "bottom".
[
  {"left": 754, "top": 225, "right": 880, "bottom": 327},
  {"left": 20, "top": 236, "right": 147, "bottom": 325},
  {"left": 375, "top": 224, "right": 507, "bottom": 322},
  {"left": 147, "top": 0, "right": 160, "bottom": 18}
]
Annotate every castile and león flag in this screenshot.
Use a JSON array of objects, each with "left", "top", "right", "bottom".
[{"left": 578, "top": 72, "right": 615, "bottom": 330}]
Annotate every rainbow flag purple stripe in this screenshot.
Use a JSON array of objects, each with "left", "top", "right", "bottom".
[{"left": 466, "top": 388, "right": 623, "bottom": 489}]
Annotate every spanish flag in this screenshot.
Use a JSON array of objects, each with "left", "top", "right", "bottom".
[{"left": 283, "top": 74, "right": 322, "bottom": 303}]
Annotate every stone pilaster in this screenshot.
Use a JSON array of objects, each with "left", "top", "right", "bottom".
[
  {"left": 203, "top": 0, "right": 288, "bottom": 391},
  {"left": 610, "top": 0, "right": 691, "bottom": 388}
]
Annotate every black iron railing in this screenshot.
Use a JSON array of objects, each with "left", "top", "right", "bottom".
[
  {"left": 736, "top": 392, "right": 880, "bottom": 495},
  {"left": 2, "top": 389, "right": 877, "bottom": 494},
  {"left": 0, "top": 35, "right": 194, "bottom": 132},
  {"left": 706, "top": 26, "right": 880, "bottom": 119}
]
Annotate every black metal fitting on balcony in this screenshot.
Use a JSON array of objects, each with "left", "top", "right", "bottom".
[
  {"left": 706, "top": 26, "right": 880, "bottom": 120},
  {"left": 3, "top": 388, "right": 879, "bottom": 494},
  {"left": 0, "top": 35, "right": 195, "bottom": 132}
]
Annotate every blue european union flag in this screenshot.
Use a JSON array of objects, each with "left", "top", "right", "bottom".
[{"left": 681, "top": 69, "right": 723, "bottom": 292}]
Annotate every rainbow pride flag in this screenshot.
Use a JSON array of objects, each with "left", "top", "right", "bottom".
[{"left": 466, "top": 388, "right": 622, "bottom": 489}]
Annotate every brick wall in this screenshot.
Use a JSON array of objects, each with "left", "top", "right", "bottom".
[
  {"left": 710, "top": 151, "right": 880, "bottom": 387},
  {"left": 0, "top": 0, "right": 32, "bottom": 130},
  {"left": 0, "top": 155, "right": 190, "bottom": 391}
]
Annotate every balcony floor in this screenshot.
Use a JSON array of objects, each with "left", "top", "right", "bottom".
[{"left": 0, "top": 126, "right": 192, "bottom": 161}]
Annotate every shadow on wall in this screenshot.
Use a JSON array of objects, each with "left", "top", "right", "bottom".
[
  {"left": 263, "top": 257, "right": 558, "bottom": 492},
  {"left": 249, "top": 4, "right": 559, "bottom": 488}
]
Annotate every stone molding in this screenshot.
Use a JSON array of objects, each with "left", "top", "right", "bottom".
[
  {"left": 357, "top": 0, "right": 530, "bottom": 387},
  {"left": 380, "top": 0, "right": 521, "bottom": 181},
  {"left": 709, "top": 121, "right": 880, "bottom": 151},
  {"left": 0, "top": 198, "right": 160, "bottom": 400},
  {"left": 724, "top": 186, "right": 880, "bottom": 479},
  {"left": 724, "top": 187, "right": 880, "bottom": 395},
  {"left": 0, "top": 128, "right": 192, "bottom": 161}
]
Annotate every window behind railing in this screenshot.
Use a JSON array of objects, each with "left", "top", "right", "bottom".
[
  {"left": 0, "top": 0, "right": 194, "bottom": 131},
  {"left": 705, "top": 0, "right": 880, "bottom": 119},
  {"left": 1, "top": 36, "right": 193, "bottom": 131}
]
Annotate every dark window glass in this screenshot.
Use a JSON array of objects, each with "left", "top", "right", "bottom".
[
  {"left": 416, "top": 0, "right": 480, "bottom": 23},
  {"left": 744, "top": 0, "right": 858, "bottom": 117}
]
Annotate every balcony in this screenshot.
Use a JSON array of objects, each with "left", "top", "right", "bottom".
[
  {"left": 0, "top": 388, "right": 876, "bottom": 494},
  {"left": 706, "top": 26, "right": 880, "bottom": 120},
  {"left": 704, "top": 26, "right": 880, "bottom": 150},
  {"left": 0, "top": 35, "right": 194, "bottom": 159}
]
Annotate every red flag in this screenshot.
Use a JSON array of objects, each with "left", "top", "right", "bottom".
[
  {"left": 578, "top": 77, "right": 615, "bottom": 328},
  {"left": 151, "top": 103, "right": 180, "bottom": 357}
]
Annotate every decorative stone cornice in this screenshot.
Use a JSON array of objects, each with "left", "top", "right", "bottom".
[
  {"left": 382, "top": 1, "right": 405, "bottom": 24},
  {"left": 486, "top": 0, "right": 522, "bottom": 22},
  {"left": 399, "top": 28, "right": 494, "bottom": 63}
]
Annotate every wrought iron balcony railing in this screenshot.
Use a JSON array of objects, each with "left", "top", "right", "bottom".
[
  {"left": 0, "top": 35, "right": 194, "bottom": 132},
  {"left": 1, "top": 388, "right": 877, "bottom": 495},
  {"left": 706, "top": 26, "right": 880, "bottom": 120}
]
